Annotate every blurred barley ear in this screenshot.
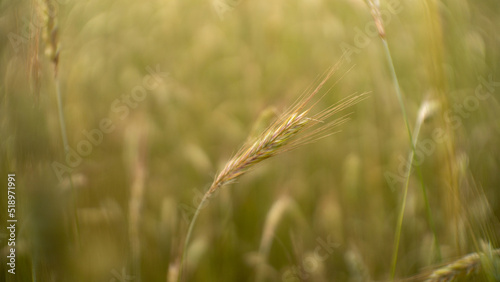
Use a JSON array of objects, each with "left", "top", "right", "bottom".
[
  {"left": 36, "top": 0, "right": 81, "bottom": 273},
  {"left": 38, "top": 0, "right": 60, "bottom": 76},
  {"left": 424, "top": 248, "right": 500, "bottom": 282},
  {"left": 126, "top": 118, "right": 149, "bottom": 282},
  {"left": 27, "top": 14, "right": 42, "bottom": 105},
  {"left": 178, "top": 61, "right": 368, "bottom": 281},
  {"left": 255, "top": 195, "right": 308, "bottom": 282},
  {"left": 37, "top": 0, "right": 66, "bottom": 151}
]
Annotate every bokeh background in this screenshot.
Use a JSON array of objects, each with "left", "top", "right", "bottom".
[{"left": 1, "top": 0, "right": 499, "bottom": 281}]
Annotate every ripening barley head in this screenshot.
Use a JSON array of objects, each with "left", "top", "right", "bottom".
[{"left": 208, "top": 63, "right": 368, "bottom": 194}]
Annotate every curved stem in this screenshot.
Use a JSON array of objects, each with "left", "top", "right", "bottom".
[{"left": 179, "top": 190, "right": 212, "bottom": 282}]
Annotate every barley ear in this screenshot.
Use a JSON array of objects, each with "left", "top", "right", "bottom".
[
  {"left": 178, "top": 64, "right": 367, "bottom": 281},
  {"left": 425, "top": 249, "right": 500, "bottom": 282}
]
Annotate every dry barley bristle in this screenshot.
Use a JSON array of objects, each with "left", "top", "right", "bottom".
[
  {"left": 208, "top": 110, "right": 310, "bottom": 193},
  {"left": 207, "top": 66, "right": 367, "bottom": 194},
  {"left": 425, "top": 249, "right": 500, "bottom": 282}
]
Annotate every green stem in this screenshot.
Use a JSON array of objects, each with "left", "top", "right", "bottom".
[
  {"left": 55, "top": 75, "right": 80, "bottom": 251},
  {"left": 179, "top": 190, "right": 211, "bottom": 282},
  {"left": 381, "top": 40, "right": 413, "bottom": 146},
  {"left": 381, "top": 39, "right": 441, "bottom": 279},
  {"left": 55, "top": 77, "right": 69, "bottom": 154}
]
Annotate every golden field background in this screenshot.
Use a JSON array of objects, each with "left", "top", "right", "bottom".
[{"left": 1, "top": 0, "right": 500, "bottom": 281}]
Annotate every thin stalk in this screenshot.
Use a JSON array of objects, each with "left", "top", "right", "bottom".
[
  {"left": 179, "top": 191, "right": 211, "bottom": 282},
  {"left": 55, "top": 74, "right": 80, "bottom": 250},
  {"left": 381, "top": 39, "right": 413, "bottom": 155},
  {"left": 382, "top": 39, "right": 441, "bottom": 279},
  {"left": 412, "top": 104, "right": 441, "bottom": 264},
  {"left": 382, "top": 39, "right": 414, "bottom": 278},
  {"left": 55, "top": 78, "right": 69, "bottom": 153}
]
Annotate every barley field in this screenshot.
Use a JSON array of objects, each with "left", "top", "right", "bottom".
[{"left": 1, "top": 0, "right": 500, "bottom": 281}]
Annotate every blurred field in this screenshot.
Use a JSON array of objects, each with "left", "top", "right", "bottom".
[{"left": 1, "top": 0, "right": 500, "bottom": 281}]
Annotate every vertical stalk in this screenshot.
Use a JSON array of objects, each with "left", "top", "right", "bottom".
[
  {"left": 55, "top": 76, "right": 69, "bottom": 153},
  {"left": 179, "top": 191, "right": 211, "bottom": 282},
  {"left": 382, "top": 38, "right": 441, "bottom": 279},
  {"left": 362, "top": 0, "right": 442, "bottom": 274}
]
